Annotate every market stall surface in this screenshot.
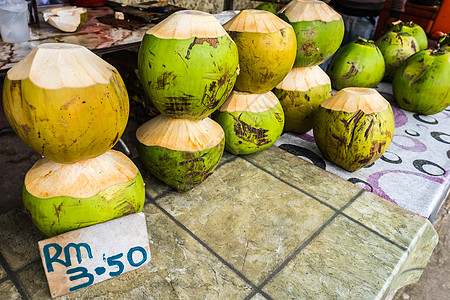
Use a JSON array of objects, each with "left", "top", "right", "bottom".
[{"left": 0, "top": 146, "right": 437, "bottom": 299}]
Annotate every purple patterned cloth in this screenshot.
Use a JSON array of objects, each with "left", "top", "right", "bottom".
[{"left": 275, "top": 83, "right": 450, "bottom": 221}]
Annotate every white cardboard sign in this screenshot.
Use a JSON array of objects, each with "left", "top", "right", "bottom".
[{"left": 38, "top": 212, "right": 150, "bottom": 298}]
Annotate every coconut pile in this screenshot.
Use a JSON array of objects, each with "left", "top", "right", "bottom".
[
  {"left": 215, "top": 9, "right": 293, "bottom": 154},
  {"left": 136, "top": 11, "right": 238, "bottom": 191},
  {"left": 3, "top": 2, "right": 448, "bottom": 240},
  {"left": 273, "top": 0, "right": 339, "bottom": 134},
  {"left": 2, "top": 44, "right": 145, "bottom": 236}
]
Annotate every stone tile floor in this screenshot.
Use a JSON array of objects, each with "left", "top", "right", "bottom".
[
  {"left": 0, "top": 146, "right": 438, "bottom": 299},
  {"left": 393, "top": 193, "right": 450, "bottom": 300}
]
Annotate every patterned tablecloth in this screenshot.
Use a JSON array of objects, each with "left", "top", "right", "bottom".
[{"left": 275, "top": 83, "right": 450, "bottom": 221}]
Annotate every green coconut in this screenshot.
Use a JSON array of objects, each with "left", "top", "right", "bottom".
[
  {"left": 223, "top": 9, "right": 296, "bottom": 94},
  {"left": 375, "top": 29, "right": 419, "bottom": 82},
  {"left": 23, "top": 150, "right": 145, "bottom": 237},
  {"left": 136, "top": 115, "right": 225, "bottom": 191},
  {"left": 327, "top": 38, "right": 385, "bottom": 90},
  {"left": 313, "top": 88, "right": 394, "bottom": 172},
  {"left": 392, "top": 49, "right": 450, "bottom": 115},
  {"left": 213, "top": 91, "right": 284, "bottom": 155},
  {"left": 388, "top": 21, "right": 428, "bottom": 51},
  {"left": 255, "top": 2, "right": 277, "bottom": 14},
  {"left": 2, "top": 43, "right": 129, "bottom": 164},
  {"left": 137, "top": 10, "right": 239, "bottom": 120},
  {"left": 278, "top": 0, "right": 344, "bottom": 67},
  {"left": 42, "top": 6, "right": 88, "bottom": 33},
  {"left": 273, "top": 66, "right": 331, "bottom": 134}
]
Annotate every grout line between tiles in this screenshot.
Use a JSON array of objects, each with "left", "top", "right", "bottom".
[
  {"left": 243, "top": 189, "right": 365, "bottom": 300},
  {"left": 243, "top": 157, "right": 409, "bottom": 252},
  {"left": 0, "top": 252, "right": 30, "bottom": 300},
  {"left": 15, "top": 258, "right": 41, "bottom": 274},
  {"left": 151, "top": 201, "right": 274, "bottom": 300},
  {"left": 242, "top": 156, "right": 341, "bottom": 212},
  {"left": 341, "top": 212, "right": 408, "bottom": 251}
]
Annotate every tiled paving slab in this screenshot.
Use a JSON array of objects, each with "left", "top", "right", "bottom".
[
  {"left": 0, "top": 146, "right": 438, "bottom": 299},
  {"left": 0, "top": 210, "right": 45, "bottom": 271},
  {"left": 13, "top": 205, "right": 252, "bottom": 299},
  {"left": 0, "top": 280, "right": 21, "bottom": 300}
]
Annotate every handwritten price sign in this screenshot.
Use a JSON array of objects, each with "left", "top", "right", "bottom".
[{"left": 38, "top": 213, "right": 150, "bottom": 298}]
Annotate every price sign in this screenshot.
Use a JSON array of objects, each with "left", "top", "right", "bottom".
[{"left": 38, "top": 212, "right": 150, "bottom": 298}]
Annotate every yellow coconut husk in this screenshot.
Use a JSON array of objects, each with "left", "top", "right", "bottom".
[
  {"left": 320, "top": 88, "right": 390, "bottom": 114},
  {"left": 275, "top": 66, "right": 331, "bottom": 92},
  {"left": 42, "top": 6, "right": 87, "bottom": 33},
  {"left": 220, "top": 91, "right": 280, "bottom": 113},
  {"left": 147, "top": 10, "right": 229, "bottom": 39},
  {"left": 223, "top": 9, "right": 292, "bottom": 33},
  {"left": 25, "top": 150, "right": 138, "bottom": 199},
  {"left": 279, "top": 0, "right": 341, "bottom": 22},
  {"left": 136, "top": 115, "right": 224, "bottom": 151},
  {"left": 7, "top": 43, "right": 114, "bottom": 89}
]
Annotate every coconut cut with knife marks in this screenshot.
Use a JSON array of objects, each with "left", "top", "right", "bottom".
[
  {"left": 278, "top": 0, "right": 344, "bottom": 67},
  {"left": 213, "top": 91, "right": 284, "bottom": 155},
  {"left": 2, "top": 43, "right": 129, "bottom": 163},
  {"left": 136, "top": 115, "right": 225, "bottom": 191},
  {"left": 138, "top": 10, "right": 239, "bottom": 120},
  {"left": 313, "top": 88, "right": 394, "bottom": 172},
  {"left": 273, "top": 66, "right": 331, "bottom": 134},
  {"left": 223, "top": 9, "right": 296, "bottom": 94},
  {"left": 42, "top": 6, "right": 88, "bottom": 32},
  {"left": 23, "top": 150, "right": 145, "bottom": 237}
]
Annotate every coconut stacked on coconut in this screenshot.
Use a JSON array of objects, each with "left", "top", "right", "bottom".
[
  {"left": 2, "top": 43, "right": 145, "bottom": 236},
  {"left": 213, "top": 10, "right": 296, "bottom": 154},
  {"left": 268, "top": 0, "right": 342, "bottom": 134},
  {"left": 136, "top": 11, "right": 239, "bottom": 191},
  {"left": 269, "top": 0, "right": 342, "bottom": 134}
]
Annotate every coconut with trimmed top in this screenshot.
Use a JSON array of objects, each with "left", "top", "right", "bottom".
[
  {"left": 138, "top": 10, "right": 239, "bottom": 120},
  {"left": 42, "top": 6, "right": 88, "bottom": 32},
  {"left": 23, "top": 150, "right": 145, "bottom": 237},
  {"left": 313, "top": 88, "right": 394, "bottom": 172},
  {"left": 278, "top": 0, "right": 344, "bottom": 67},
  {"left": 273, "top": 66, "right": 331, "bottom": 134},
  {"left": 223, "top": 9, "right": 296, "bottom": 94},
  {"left": 136, "top": 115, "right": 225, "bottom": 191},
  {"left": 2, "top": 43, "right": 129, "bottom": 164},
  {"left": 213, "top": 91, "right": 284, "bottom": 155}
]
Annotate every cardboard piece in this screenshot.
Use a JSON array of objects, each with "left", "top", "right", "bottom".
[{"left": 38, "top": 212, "right": 150, "bottom": 298}]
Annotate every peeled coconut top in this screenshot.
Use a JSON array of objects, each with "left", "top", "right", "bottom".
[
  {"left": 147, "top": 10, "right": 230, "bottom": 39},
  {"left": 223, "top": 9, "right": 292, "bottom": 33},
  {"left": 43, "top": 6, "right": 87, "bottom": 33},
  {"left": 275, "top": 66, "right": 331, "bottom": 92},
  {"left": 25, "top": 150, "right": 139, "bottom": 199},
  {"left": 321, "top": 88, "right": 389, "bottom": 114},
  {"left": 136, "top": 115, "right": 224, "bottom": 152},
  {"left": 7, "top": 43, "right": 115, "bottom": 89},
  {"left": 220, "top": 91, "right": 280, "bottom": 113},
  {"left": 279, "top": 0, "right": 342, "bottom": 22}
]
